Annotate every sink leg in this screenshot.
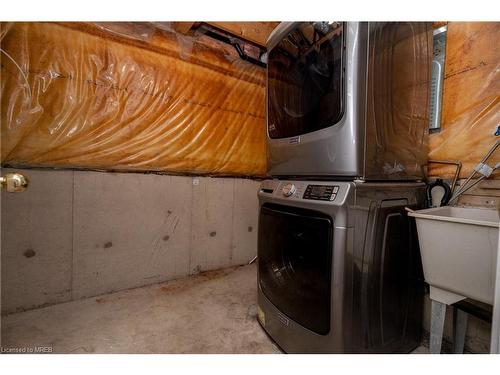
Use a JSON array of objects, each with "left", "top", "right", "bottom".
[
  {"left": 453, "top": 308, "right": 468, "bottom": 354},
  {"left": 430, "top": 300, "right": 447, "bottom": 354}
]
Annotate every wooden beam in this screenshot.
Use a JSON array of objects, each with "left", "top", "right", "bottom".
[
  {"left": 205, "top": 22, "right": 279, "bottom": 47},
  {"left": 432, "top": 21, "right": 448, "bottom": 29},
  {"left": 171, "top": 22, "right": 196, "bottom": 34}
]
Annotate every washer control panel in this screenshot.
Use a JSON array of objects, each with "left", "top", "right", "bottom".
[
  {"left": 303, "top": 184, "right": 339, "bottom": 201},
  {"left": 259, "top": 180, "right": 350, "bottom": 205}
]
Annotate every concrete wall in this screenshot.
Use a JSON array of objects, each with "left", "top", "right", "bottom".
[{"left": 1, "top": 168, "right": 260, "bottom": 314}]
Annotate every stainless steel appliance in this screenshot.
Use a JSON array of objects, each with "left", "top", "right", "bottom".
[
  {"left": 257, "top": 179, "right": 426, "bottom": 353},
  {"left": 266, "top": 22, "right": 432, "bottom": 180}
]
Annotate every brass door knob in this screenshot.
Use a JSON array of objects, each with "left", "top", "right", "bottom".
[{"left": 0, "top": 172, "right": 29, "bottom": 193}]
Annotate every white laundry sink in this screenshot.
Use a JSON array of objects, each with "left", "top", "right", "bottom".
[{"left": 409, "top": 206, "right": 499, "bottom": 305}]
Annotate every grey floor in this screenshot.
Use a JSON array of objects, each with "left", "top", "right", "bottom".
[
  {"left": 2, "top": 264, "right": 281, "bottom": 353},
  {"left": 1, "top": 264, "right": 427, "bottom": 354}
]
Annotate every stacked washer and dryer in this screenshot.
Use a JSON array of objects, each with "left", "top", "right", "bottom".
[{"left": 257, "top": 22, "right": 433, "bottom": 353}]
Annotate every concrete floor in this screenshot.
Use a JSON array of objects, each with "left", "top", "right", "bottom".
[
  {"left": 1, "top": 264, "right": 281, "bottom": 353},
  {"left": 2, "top": 263, "right": 428, "bottom": 354}
]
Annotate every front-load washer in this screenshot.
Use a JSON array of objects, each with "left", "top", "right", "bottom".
[
  {"left": 266, "top": 22, "right": 432, "bottom": 180},
  {"left": 257, "top": 179, "right": 426, "bottom": 353}
]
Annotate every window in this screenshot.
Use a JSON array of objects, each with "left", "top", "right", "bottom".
[{"left": 429, "top": 25, "right": 447, "bottom": 133}]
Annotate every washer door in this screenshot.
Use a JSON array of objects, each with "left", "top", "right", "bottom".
[{"left": 258, "top": 203, "right": 333, "bottom": 335}]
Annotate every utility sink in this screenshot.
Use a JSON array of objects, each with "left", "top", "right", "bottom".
[
  {"left": 409, "top": 206, "right": 499, "bottom": 305},
  {"left": 409, "top": 206, "right": 500, "bottom": 353}
]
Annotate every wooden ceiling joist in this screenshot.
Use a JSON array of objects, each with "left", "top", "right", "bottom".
[
  {"left": 205, "top": 22, "right": 279, "bottom": 47},
  {"left": 171, "top": 22, "right": 197, "bottom": 34}
]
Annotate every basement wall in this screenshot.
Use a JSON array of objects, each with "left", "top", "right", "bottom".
[
  {"left": 3, "top": 22, "right": 498, "bottom": 179},
  {"left": 428, "top": 22, "right": 500, "bottom": 179},
  {"left": 1, "top": 22, "right": 268, "bottom": 315},
  {"left": 1, "top": 168, "right": 260, "bottom": 314},
  {"left": 1, "top": 22, "right": 267, "bottom": 176}
]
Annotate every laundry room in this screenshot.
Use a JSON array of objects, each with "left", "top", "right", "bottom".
[{"left": 1, "top": 1, "right": 500, "bottom": 373}]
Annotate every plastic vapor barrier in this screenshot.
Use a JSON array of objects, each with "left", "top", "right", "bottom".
[
  {"left": 1, "top": 22, "right": 267, "bottom": 176},
  {"left": 428, "top": 22, "right": 500, "bottom": 178}
]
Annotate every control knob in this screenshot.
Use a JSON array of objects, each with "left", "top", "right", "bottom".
[{"left": 282, "top": 183, "right": 296, "bottom": 197}]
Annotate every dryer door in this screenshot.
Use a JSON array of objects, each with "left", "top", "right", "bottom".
[
  {"left": 258, "top": 203, "right": 333, "bottom": 335},
  {"left": 267, "top": 22, "right": 344, "bottom": 139}
]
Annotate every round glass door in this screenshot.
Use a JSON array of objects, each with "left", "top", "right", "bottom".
[{"left": 258, "top": 203, "right": 333, "bottom": 335}]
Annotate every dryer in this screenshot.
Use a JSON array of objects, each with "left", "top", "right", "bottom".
[
  {"left": 266, "top": 22, "right": 432, "bottom": 180},
  {"left": 257, "top": 179, "right": 426, "bottom": 353}
]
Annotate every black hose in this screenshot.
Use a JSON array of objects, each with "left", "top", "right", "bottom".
[{"left": 203, "top": 30, "right": 266, "bottom": 68}]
